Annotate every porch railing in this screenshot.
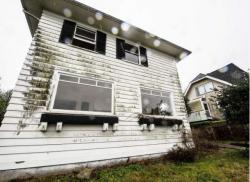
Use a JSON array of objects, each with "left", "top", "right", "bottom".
[{"left": 188, "top": 110, "right": 212, "bottom": 122}]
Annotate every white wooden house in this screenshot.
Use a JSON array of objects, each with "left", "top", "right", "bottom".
[{"left": 0, "top": 0, "right": 191, "bottom": 179}]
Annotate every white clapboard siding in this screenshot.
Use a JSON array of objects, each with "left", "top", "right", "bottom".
[
  {"left": 0, "top": 138, "right": 182, "bottom": 155},
  {"left": 0, "top": 134, "right": 181, "bottom": 147},
  {"left": 0, "top": 143, "right": 179, "bottom": 170},
  {"left": 0, "top": 10, "right": 189, "bottom": 171}
]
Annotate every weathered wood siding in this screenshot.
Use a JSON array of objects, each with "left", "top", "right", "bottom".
[{"left": 0, "top": 10, "right": 188, "bottom": 170}]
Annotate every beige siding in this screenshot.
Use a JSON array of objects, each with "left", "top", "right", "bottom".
[
  {"left": 186, "top": 79, "right": 224, "bottom": 101},
  {"left": 0, "top": 10, "right": 188, "bottom": 170},
  {"left": 186, "top": 79, "right": 225, "bottom": 119}
]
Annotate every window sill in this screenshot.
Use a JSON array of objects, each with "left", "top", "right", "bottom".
[
  {"left": 121, "top": 59, "right": 148, "bottom": 67},
  {"left": 142, "top": 115, "right": 184, "bottom": 120}
]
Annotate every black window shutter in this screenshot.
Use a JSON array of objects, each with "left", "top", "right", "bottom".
[
  {"left": 59, "top": 20, "right": 76, "bottom": 44},
  {"left": 96, "top": 31, "right": 106, "bottom": 55},
  {"left": 140, "top": 46, "right": 148, "bottom": 67},
  {"left": 116, "top": 38, "right": 125, "bottom": 59}
]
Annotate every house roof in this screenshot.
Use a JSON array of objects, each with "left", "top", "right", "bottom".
[
  {"left": 184, "top": 63, "right": 248, "bottom": 96},
  {"left": 20, "top": 0, "right": 191, "bottom": 61},
  {"left": 191, "top": 73, "right": 206, "bottom": 82},
  {"left": 207, "top": 63, "right": 247, "bottom": 85}
]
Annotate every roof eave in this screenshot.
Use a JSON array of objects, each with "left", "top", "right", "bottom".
[
  {"left": 21, "top": 0, "right": 33, "bottom": 35},
  {"left": 20, "top": 0, "right": 191, "bottom": 60}
]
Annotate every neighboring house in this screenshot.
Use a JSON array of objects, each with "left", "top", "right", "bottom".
[
  {"left": 185, "top": 63, "right": 247, "bottom": 123},
  {"left": 0, "top": 0, "right": 191, "bottom": 177}
]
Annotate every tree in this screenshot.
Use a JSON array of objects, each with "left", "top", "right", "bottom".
[
  {"left": 216, "top": 73, "right": 249, "bottom": 155},
  {"left": 184, "top": 97, "right": 192, "bottom": 115},
  {"left": 0, "top": 89, "right": 12, "bottom": 124},
  {"left": 216, "top": 74, "right": 249, "bottom": 125}
]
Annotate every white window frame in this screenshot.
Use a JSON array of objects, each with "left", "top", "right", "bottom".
[
  {"left": 48, "top": 71, "right": 115, "bottom": 116},
  {"left": 64, "top": 22, "right": 98, "bottom": 53},
  {"left": 73, "top": 25, "right": 97, "bottom": 45},
  {"left": 204, "top": 82, "right": 214, "bottom": 92},
  {"left": 196, "top": 82, "right": 214, "bottom": 96},
  {"left": 139, "top": 87, "right": 176, "bottom": 117},
  {"left": 122, "top": 40, "right": 143, "bottom": 65}
]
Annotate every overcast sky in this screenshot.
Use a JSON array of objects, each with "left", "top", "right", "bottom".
[{"left": 0, "top": 0, "right": 249, "bottom": 91}]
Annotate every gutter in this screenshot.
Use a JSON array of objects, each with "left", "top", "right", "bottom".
[
  {"left": 23, "top": 9, "right": 40, "bottom": 21},
  {"left": 21, "top": 0, "right": 39, "bottom": 36}
]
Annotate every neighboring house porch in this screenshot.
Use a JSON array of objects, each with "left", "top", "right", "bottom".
[{"left": 187, "top": 98, "right": 212, "bottom": 122}]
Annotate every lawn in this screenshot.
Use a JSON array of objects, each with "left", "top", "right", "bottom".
[{"left": 22, "top": 149, "right": 248, "bottom": 182}]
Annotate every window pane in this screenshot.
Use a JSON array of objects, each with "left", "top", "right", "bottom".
[
  {"left": 203, "top": 103, "right": 209, "bottom": 110},
  {"left": 152, "top": 91, "right": 161, "bottom": 96},
  {"left": 205, "top": 82, "right": 214, "bottom": 92},
  {"left": 60, "top": 75, "right": 78, "bottom": 82},
  {"left": 72, "top": 39, "right": 95, "bottom": 50},
  {"left": 141, "top": 89, "right": 151, "bottom": 95},
  {"left": 198, "top": 85, "right": 205, "bottom": 95},
  {"left": 125, "top": 52, "right": 139, "bottom": 64},
  {"left": 80, "top": 78, "right": 96, "bottom": 85},
  {"left": 54, "top": 81, "right": 112, "bottom": 112},
  {"left": 97, "top": 81, "right": 112, "bottom": 88},
  {"left": 124, "top": 43, "right": 138, "bottom": 54},
  {"left": 162, "top": 92, "right": 170, "bottom": 97},
  {"left": 54, "top": 100, "right": 77, "bottom": 110},
  {"left": 75, "top": 27, "right": 95, "bottom": 41},
  {"left": 141, "top": 94, "right": 172, "bottom": 115}
]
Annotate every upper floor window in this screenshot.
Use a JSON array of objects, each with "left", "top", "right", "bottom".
[
  {"left": 116, "top": 38, "right": 148, "bottom": 67},
  {"left": 195, "top": 82, "right": 214, "bottom": 96},
  {"left": 52, "top": 73, "right": 113, "bottom": 114},
  {"left": 141, "top": 88, "right": 173, "bottom": 115},
  {"left": 59, "top": 20, "right": 106, "bottom": 55},
  {"left": 124, "top": 43, "right": 139, "bottom": 64},
  {"left": 72, "top": 26, "right": 96, "bottom": 51}
]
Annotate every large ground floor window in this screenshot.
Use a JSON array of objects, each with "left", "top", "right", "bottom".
[
  {"left": 52, "top": 74, "right": 113, "bottom": 113},
  {"left": 141, "top": 88, "right": 173, "bottom": 116}
]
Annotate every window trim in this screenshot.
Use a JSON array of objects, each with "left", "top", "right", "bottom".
[
  {"left": 49, "top": 71, "right": 115, "bottom": 116},
  {"left": 121, "top": 40, "right": 144, "bottom": 66},
  {"left": 73, "top": 25, "right": 97, "bottom": 45},
  {"left": 139, "top": 87, "right": 175, "bottom": 116},
  {"left": 59, "top": 19, "right": 105, "bottom": 54}
]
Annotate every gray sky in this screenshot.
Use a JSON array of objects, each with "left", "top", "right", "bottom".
[{"left": 0, "top": 0, "right": 249, "bottom": 91}]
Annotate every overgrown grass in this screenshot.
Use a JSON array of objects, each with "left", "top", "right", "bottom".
[{"left": 22, "top": 149, "right": 248, "bottom": 182}]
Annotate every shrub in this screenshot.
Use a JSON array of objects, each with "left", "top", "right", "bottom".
[
  {"left": 195, "top": 140, "right": 219, "bottom": 152},
  {"left": 216, "top": 74, "right": 249, "bottom": 125},
  {"left": 191, "top": 124, "right": 249, "bottom": 141},
  {"left": 191, "top": 128, "right": 219, "bottom": 153},
  {"left": 241, "top": 148, "right": 249, "bottom": 158},
  {"left": 165, "top": 145, "right": 197, "bottom": 163},
  {"left": 0, "top": 89, "right": 12, "bottom": 124}
]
